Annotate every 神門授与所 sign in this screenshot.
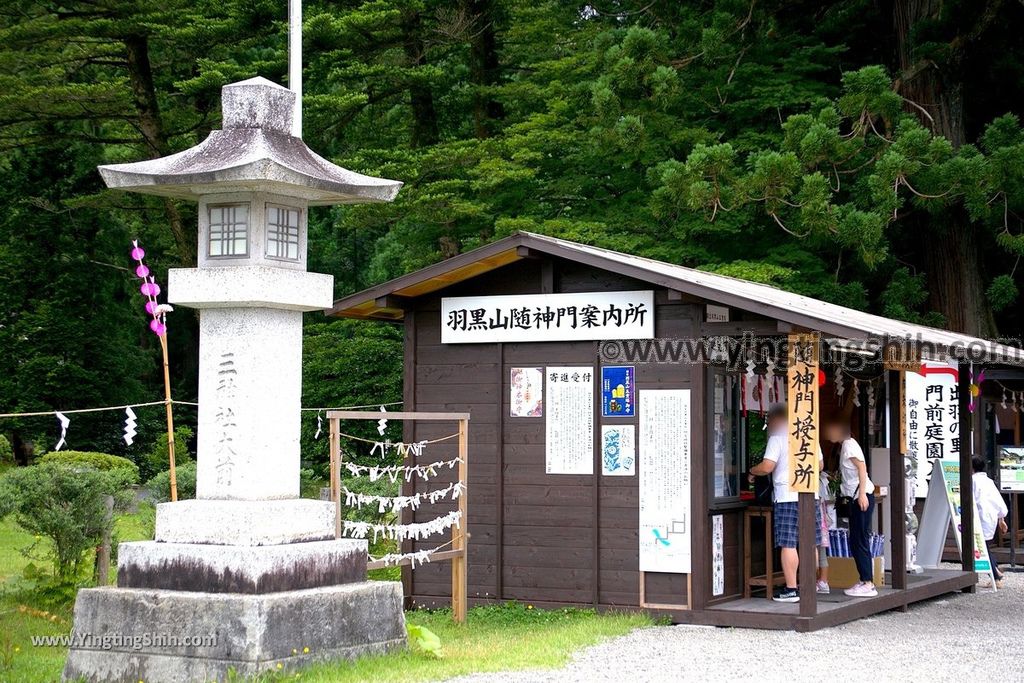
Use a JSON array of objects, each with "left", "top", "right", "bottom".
[{"left": 440, "top": 291, "right": 654, "bottom": 344}]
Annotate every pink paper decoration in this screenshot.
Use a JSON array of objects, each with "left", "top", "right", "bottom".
[{"left": 131, "top": 239, "right": 168, "bottom": 337}]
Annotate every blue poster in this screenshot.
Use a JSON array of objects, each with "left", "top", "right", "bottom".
[{"left": 602, "top": 366, "right": 635, "bottom": 417}]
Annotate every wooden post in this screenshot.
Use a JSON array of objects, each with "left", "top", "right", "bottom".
[
  {"left": 453, "top": 417, "right": 469, "bottom": 623},
  {"left": 158, "top": 334, "right": 177, "bottom": 502},
  {"left": 95, "top": 495, "right": 114, "bottom": 586},
  {"left": 958, "top": 361, "right": 975, "bottom": 588},
  {"left": 888, "top": 370, "right": 907, "bottom": 590},
  {"left": 330, "top": 416, "right": 341, "bottom": 540},
  {"left": 797, "top": 492, "right": 817, "bottom": 617}
]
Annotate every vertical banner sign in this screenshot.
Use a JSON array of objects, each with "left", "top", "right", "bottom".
[
  {"left": 712, "top": 514, "right": 725, "bottom": 596},
  {"left": 545, "top": 367, "right": 594, "bottom": 474},
  {"left": 787, "top": 333, "right": 820, "bottom": 494},
  {"left": 601, "top": 425, "right": 636, "bottom": 476},
  {"left": 938, "top": 460, "right": 996, "bottom": 584},
  {"left": 601, "top": 366, "right": 635, "bottom": 417},
  {"left": 639, "top": 389, "right": 692, "bottom": 574},
  {"left": 905, "top": 361, "right": 959, "bottom": 497}
]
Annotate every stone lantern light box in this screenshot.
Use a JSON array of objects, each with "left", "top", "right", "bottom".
[{"left": 62, "top": 77, "right": 407, "bottom": 682}]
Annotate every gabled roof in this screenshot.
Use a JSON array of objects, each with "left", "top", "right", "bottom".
[
  {"left": 98, "top": 77, "right": 401, "bottom": 205},
  {"left": 328, "top": 231, "right": 1024, "bottom": 364}
]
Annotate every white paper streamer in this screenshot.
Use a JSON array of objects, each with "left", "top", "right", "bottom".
[
  {"left": 341, "top": 510, "right": 462, "bottom": 544},
  {"left": 54, "top": 412, "right": 70, "bottom": 451},
  {"left": 123, "top": 407, "right": 137, "bottom": 445},
  {"left": 852, "top": 379, "right": 861, "bottom": 407},
  {"left": 342, "top": 481, "right": 464, "bottom": 514},
  {"left": 370, "top": 542, "right": 450, "bottom": 568},
  {"left": 370, "top": 439, "right": 429, "bottom": 459},
  {"left": 377, "top": 404, "right": 388, "bottom": 436},
  {"left": 835, "top": 368, "right": 845, "bottom": 399},
  {"left": 343, "top": 457, "right": 463, "bottom": 483},
  {"left": 314, "top": 411, "right": 322, "bottom": 440}
]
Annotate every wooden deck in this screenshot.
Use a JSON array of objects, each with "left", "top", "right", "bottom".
[{"left": 662, "top": 569, "right": 976, "bottom": 632}]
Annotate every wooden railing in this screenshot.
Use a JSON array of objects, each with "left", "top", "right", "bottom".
[{"left": 326, "top": 410, "right": 469, "bottom": 623}]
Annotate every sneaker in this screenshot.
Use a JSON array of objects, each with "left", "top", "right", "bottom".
[
  {"left": 773, "top": 587, "right": 800, "bottom": 603},
  {"left": 844, "top": 581, "right": 877, "bottom": 598},
  {"left": 816, "top": 580, "right": 831, "bottom": 594}
]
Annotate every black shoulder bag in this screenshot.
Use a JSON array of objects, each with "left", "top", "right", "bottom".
[{"left": 835, "top": 485, "right": 859, "bottom": 519}]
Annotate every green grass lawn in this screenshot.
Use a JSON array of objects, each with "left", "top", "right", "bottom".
[
  {"left": 0, "top": 508, "right": 155, "bottom": 682},
  {"left": 0, "top": 511, "right": 651, "bottom": 682},
  {"left": 288, "top": 604, "right": 652, "bottom": 683}
]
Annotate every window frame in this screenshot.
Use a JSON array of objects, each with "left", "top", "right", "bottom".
[
  {"left": 707, "top": 365, "right": 748, "bottom": 510},
  {"left": 265, "top": 203, "right": 302, "bottom": 262},
  {"left": 207, "top": 202, "right": 251, "bottom": 259}
]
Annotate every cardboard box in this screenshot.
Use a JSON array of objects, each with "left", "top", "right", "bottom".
[{"left": 826, "top": 556, "right": 884, "bottom": 589}]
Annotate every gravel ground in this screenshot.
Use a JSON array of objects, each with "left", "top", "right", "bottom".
[{"left": 447, "top": 566, "right": 1024, "bottom": 683}]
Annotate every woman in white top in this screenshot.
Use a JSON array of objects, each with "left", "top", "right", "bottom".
[{"left": 825, "top": 419, "right": 876, "bottom": 598}]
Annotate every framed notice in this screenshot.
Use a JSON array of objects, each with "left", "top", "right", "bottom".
[
  {"left": 510, "top": 367, "right": 543, "bottom": 417},
  {"left": 1000, "top": 447, "right": 1024, "bottom": 492},
  {"left": 712, "top": 514, "right": 725, "bottom": 596},
  {"left": 602, "top": 365, "right": 635, "bottom": 417},
  {"left": 638, "top": 389, "right": 691, "bottom": 574},
  {"left": 441, "top": 290, "right": 654, "bottom": 344},
  {"left": 601, "top": 425, "right": 635, "bottom": 476},
  {"left": 905, "top": 361, "right": 960, "bottom": 497},
  {"left": 545, "top": 367, "right": 594, "bottom": 474}
]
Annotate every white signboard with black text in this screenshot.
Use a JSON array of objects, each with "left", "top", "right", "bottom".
[
  {"left": 545, "top": 367, "right": 594, "bottom": 474},
  {"left": 441, "top": 291, "right": 654, "bottom": 344},
  {"left": 905, "top": 361, "right": 960, "bottom": 498},
  {"left": 639, "top": 389, "right": 692, "bottom": 574}
]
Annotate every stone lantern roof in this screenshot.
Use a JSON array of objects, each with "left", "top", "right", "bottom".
[{"left": 98, "top": 77, "right": 402, "bottom": 205}]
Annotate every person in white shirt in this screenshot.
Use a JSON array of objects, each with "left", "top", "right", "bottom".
[
  {"left": 973, "top": 455, "right": 1008, "bottom": 585},
  {"left": 749, "top": 404, "right": 823, "bottom": 603},
  {"left": 825, "top": 419, "right": 876, "bottom": 598}
]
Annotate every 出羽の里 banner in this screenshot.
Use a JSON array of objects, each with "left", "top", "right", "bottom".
[{"left": 441, "top": 291, "right": 654, "bottom": 344}]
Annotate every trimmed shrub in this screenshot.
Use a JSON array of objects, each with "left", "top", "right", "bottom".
[
  {"left": 148, "top": 460, "right": 197, "bottom": 502},
  {"left": 0, "top": 435, "right": 13, "bottom": 464},
  {"left": 0, "top": 462, "right": 124, "bottom": 579},
  {"left": 39, "top": 451, "right": 139, "bottom": 481},
  {"left": 140, "top": 426, "right": 193, "bottom": 482}
]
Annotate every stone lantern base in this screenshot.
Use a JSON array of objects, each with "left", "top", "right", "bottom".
[{"left": 62, "top": 539, "right": 406, "bottom": 682}]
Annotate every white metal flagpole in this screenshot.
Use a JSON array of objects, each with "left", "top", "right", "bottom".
[{"left": 288, "top": 0, "right": 302, "bottom": 138}]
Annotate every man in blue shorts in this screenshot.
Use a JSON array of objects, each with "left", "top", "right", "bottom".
[{"left": 749, "top": 404, "right": 823, "bottom": 602}]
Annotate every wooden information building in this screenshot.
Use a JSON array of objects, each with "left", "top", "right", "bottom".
[{"left": 330, "top": 231, "right": 1022, "bottom": 630}]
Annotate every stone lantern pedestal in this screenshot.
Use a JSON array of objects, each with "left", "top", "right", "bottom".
[{"left": 62, "top": 78, "right": 406, "bottom": 682}]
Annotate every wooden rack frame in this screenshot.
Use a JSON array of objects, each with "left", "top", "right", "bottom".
[{"left": 326, "top": 410, "right": 470, "bottom": 623}]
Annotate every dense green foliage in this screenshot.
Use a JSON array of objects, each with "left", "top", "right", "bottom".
[
  {"left": 140, "top": 425, "right": 193, "bottom": 483},
  {"left": 0, "top": 1, "right": 1022, "bottom": 468},
  {"left": 37, "top": 451, "right": 139, "bottom": 486},
  {"left": 147, "top": 460, "right": 198, "bottom": 503},
  {"left": 0, "top": 463, "right": 129, "bottom": 579}
]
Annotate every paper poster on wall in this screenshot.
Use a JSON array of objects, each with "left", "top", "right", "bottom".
[
  {"left": 545, "top": 367, "right": 594, "bottom": 474},
  {"left": 712, "top": 514, "right": 725, "bottom": 596},
  {"left": 639, "top": 389, "right": 691, "bottom": 574},
  {"left": 601, "top": 366, "right": 635, "bottom": 417},
  {"left": 601, "top": 425, "right": 635, "bottom": 476},
  {"left": 999, "top": 447, "right": 1024, "bottom": 492},
  {"left": 905, "top": 361, "right": 960, "bottom": 497},
  {"left": 510, "top": 367, "right": 543, "bottom": 417}
]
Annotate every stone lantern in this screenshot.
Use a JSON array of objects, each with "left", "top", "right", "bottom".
[{"left": 63, "top": 78, "right": 406, "bottom": 682}]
